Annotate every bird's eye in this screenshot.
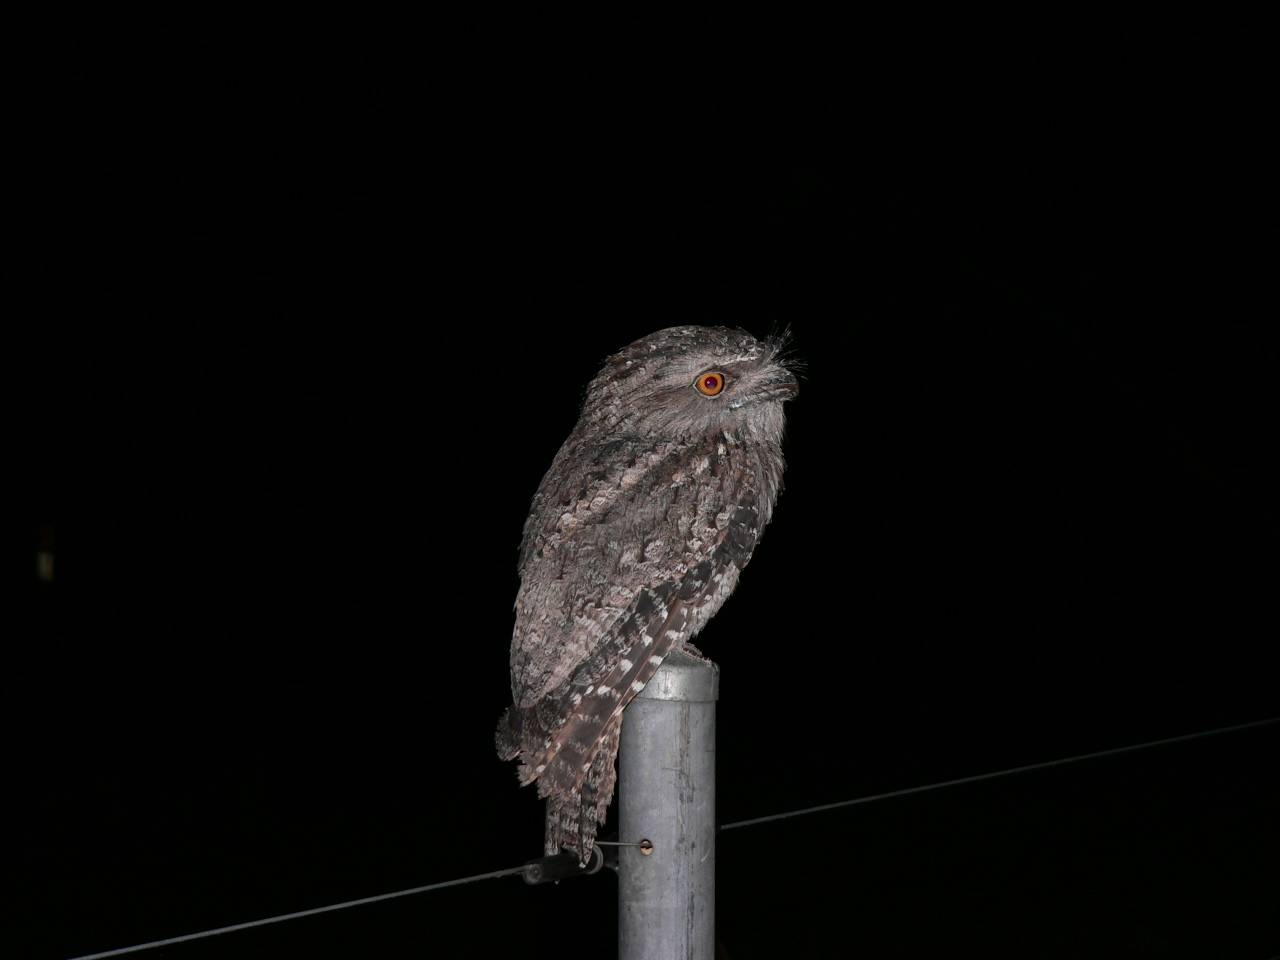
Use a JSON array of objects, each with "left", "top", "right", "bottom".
[{"left": 695, "top": 371, "right": 727, "bottom": 397}]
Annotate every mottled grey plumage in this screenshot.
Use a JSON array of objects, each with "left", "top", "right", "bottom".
[{"left": 496, "top": 325, "right": 797, "bottom": 861}]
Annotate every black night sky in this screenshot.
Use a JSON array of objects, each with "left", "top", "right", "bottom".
[{"left": 12, "top": 59, "right": 1279, "bottom": 959}]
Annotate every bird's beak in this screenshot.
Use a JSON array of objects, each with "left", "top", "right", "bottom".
[{"left": 764, "top": 368, "right": 799, "bottom": 401}]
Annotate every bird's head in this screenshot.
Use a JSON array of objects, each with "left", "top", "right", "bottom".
[{"left": 581, "top": 325, "right": 799, "bottom": 441}]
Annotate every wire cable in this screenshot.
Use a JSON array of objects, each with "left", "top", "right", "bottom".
[
  {"left": 720, "top": 715, "right": 1278, "bottom": 832},
  {"left": 68, "top": 716, "right": 1277, "bottom": 957},
  {"left": 67, "top": 864, "right": 529, "bottom": 960}
]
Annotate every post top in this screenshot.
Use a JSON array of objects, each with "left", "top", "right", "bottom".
[{"left": 636, "top": 648, "right": 720, "bottom": 702}]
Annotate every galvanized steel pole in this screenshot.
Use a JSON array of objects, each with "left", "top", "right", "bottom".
[{"left": 618, "top": 648, "right": 719, "bottom": 960}]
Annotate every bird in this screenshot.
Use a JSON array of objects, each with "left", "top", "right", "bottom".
[{"left": 495, "top": 325, "right": 798, "bottom": 862}]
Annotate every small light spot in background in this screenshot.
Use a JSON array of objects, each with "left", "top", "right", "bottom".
[{"left": 37, "top": 523, "right": 55, "bottom": 583}]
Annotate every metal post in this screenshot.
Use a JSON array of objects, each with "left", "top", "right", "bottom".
[{"left": 618, "top": 648, "right": 719, "bottom": 960}]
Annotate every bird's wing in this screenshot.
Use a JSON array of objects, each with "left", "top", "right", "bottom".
[
  {"left": 511, "top": 432, "right": 751, "bottom": 705},
  {"left": 522, "top": 486, "right": 762, "bottom": 796}
]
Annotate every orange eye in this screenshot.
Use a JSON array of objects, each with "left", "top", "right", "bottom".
[{"left": 695, "top": 371, "right": 727, "bottom": 397}]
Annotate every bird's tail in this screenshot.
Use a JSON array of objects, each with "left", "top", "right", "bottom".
[{"left": 542, "top": 716, "right": 620, "bottom": 863}]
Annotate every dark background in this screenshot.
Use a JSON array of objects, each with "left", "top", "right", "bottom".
[{"left": 11, "top": 62, "right": 1279, "bottom": 959}]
